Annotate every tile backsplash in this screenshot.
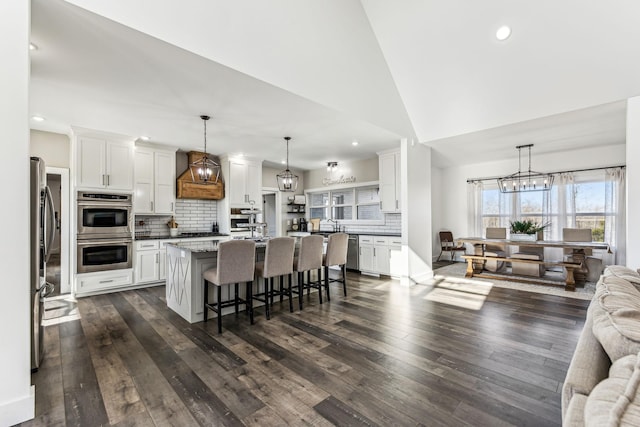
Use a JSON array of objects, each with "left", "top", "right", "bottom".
[
  {"left": 318, "top": 213, "right": 401, "bottom": 235},
  {"left": 135, "top": 199, "right": 218, "bottom": 237}
]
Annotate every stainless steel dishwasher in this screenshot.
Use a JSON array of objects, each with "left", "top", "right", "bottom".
[{"left": 346, "top": 234, "right": 359, "bottom": 271}]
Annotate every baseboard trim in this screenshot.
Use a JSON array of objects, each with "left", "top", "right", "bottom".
[
  {"left": 0, "top": 385, "right": 35, "bottom": 426},
  {"left": 410, "top": 269, "right": 434, "bottom": 284}
]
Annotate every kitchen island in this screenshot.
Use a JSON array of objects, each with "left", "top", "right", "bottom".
[{"left": 165, "top": 239, "right": 267, "bottom": 323}]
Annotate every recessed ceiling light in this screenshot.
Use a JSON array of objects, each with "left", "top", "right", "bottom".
[
  {"left": 352, "top": 140, "right": 359, "bottom": 146},
  {"left": 281, "top": 160, "right": 286, "bottom": 164},
  {"left": 496, "top": 25, "right": 512, "bottom": 41},
  {"left": 29, "top": 43, "right": 38, "bottom": 51},
  {"left": 139, "top": 136, "right": 150, "bottom": 141},
  {"left": 32, "top": 115, "right": 45, "bottom": 122}
]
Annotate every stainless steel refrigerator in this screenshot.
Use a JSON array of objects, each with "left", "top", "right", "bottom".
[{"left": 30, "top": 157, "right": 55, "bottom": 371}]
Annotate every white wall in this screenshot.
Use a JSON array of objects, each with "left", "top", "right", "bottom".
[
  {"left": 30, "top": 129, "right": 70, "bottom": 168},
  {"left": 627, "top": 97, "right": 640, "bottom": 267},
  {"left": 402, "top": 139, "right": 433, "bottom": 282},
  {"left": 433, "top": 143, "right": 627, "bottom": 258},
  {"left": 0, "top": 1, "right": 34, "bottom": 424},
  {"left": 304, "top": 157, "right": 378, "bottom": 189}
]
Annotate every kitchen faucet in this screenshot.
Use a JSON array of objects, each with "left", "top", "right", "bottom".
[{"left": 328, "top": 218, "right": 339, "bottom": 232}]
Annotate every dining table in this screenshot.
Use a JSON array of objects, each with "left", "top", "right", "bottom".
[{"left": 456, "top": 237, "right": 610, "bottom": 291}]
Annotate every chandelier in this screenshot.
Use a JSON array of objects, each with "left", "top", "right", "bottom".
[
  {"left": 189, "top": 115, "right": 220, "bottom": 185},
  {"left": 276, "top": 136, "right": 298, "bottom": 192},
  {"left": 497, "top": 144, "right": 554, "bottom": 193}
]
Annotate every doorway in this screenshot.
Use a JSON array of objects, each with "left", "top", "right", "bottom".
[
  {"left": 262, "top": 192, "right": 276, "bottom": 237},
  {"left": 45, "top": 167, "right": 70, "bottom": 295}
]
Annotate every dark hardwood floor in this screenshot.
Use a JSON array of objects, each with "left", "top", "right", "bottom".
[{"left": 21, "top": 271, "right": 589, "bottom": 426}]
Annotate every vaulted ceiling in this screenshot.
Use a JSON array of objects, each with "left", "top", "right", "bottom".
[{"left": 30, "top": 0, "right": 640, "bottom": 170}]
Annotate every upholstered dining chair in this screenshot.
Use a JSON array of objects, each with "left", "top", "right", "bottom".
[
  {"left": 563, "top": 228, "right": 603, "bottom": 282},
  {"left": 292, "top": 235, "right": 324, "bottom": 310},
  {"left": 482, "top": 227, "right": 507, "bottom": 272},
  {"left": 323, "top": 233, "right": 349, "bottom": 301},
  {"left": 437, "top": 231, "right": 466, "bottom": 262},
  {"left": 202, "top": 239, "right": 256, "bottom": 334},
  {"left": 252, "top": 237, "right": 295, "bottom": 320}
]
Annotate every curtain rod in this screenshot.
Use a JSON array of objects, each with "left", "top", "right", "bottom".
[{"left": 466, "top": 164, "right": 626, "bottom": 184}]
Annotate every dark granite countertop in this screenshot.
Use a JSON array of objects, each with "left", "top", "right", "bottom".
[
  {"left": 166, "top": 238, "right": 269, "bottom": 253},
  {"left": 135, "top": 232, "right": 229, "bottom": 241},
  {"left": 309, "top": 231, "right": 401, "bottom": 238}
]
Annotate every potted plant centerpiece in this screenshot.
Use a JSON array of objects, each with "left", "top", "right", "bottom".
[{"left": 509, "top": 219, "right": 550, "bottom": 241}]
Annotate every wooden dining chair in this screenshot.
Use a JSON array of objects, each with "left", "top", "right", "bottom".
[{"left": 437, "top": 231, "right": 466, "bottom": 262}]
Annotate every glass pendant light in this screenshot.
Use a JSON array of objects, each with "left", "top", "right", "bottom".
[
  {"left": 189, "top": 115, "right": 220, "bottom": 184},
  {"left": 276, "top": 136, "right": 298, "bottom": 192}
]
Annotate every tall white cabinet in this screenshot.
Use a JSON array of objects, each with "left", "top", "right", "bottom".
[
  {"left": 74, "top": 130, "right": 135, "bottom": 191},
  {"left": 378, "top": 149, "right": 401, "bottom": 213},
  {"left": 227, "top": 157, "right": 262, "bottom": 206},
  {"left": 134, "top": 145, "right": 176, "bottom": 214}
]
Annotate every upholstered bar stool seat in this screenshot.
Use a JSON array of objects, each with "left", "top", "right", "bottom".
[
  {"left": 323, "top": 233, "right": 349, "bottom": 301},
  {"left": 292, "top": 235, "right": 324, "bottom": 310},
  {"left": 252, "top": 237, "right": 295, "bottom": 320},
  {"left": 203, "top": 239, "right": 256, "bottom": 334}
]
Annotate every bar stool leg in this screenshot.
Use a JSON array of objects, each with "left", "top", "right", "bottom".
[
  {"left": 265, "top": 277, "right": 271, "bottom": 320},
  {"left": 288, "top": 273, "right": 294, "bottom": 313},
  {"left": 324, "top": 266, "right": 331, "bottom": 302},
  {"left": 342, "top": 264, "right": 347, "bottom": 296},
  {"left": 217, "top": 285, "right": 222, "bottom": 334},
  {"left": 203, "top": 280, "right": 209, "bottom": 322},
  {"left": 246, "top": 281, "right": 254, "bottom": 324},
  {"left": 234, "top": 283, "right": 239, "bottom": 314}
]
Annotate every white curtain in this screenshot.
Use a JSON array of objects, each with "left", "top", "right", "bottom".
[
  {"left": 605, "top": 167, "right": 626, "bottom": 265},
  {"left": 467, "top": 181, "right": 483, "bottom": 237}
]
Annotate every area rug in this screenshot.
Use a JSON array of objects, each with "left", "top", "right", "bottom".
[{"left": 427, "top": 262, "right": 596, "bottom": 300}]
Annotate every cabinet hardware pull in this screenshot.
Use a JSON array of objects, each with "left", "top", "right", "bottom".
[
  {"left": 99, "top": 279, "right": 114, "bottom": 284},
  {"left": 396, "top": 200, "right": 398, "bottom": 209},
  {"left": 156, "top": 253, "right": 159, "bottom": 263},
  {"left": 102, "top": 174, "right": 105, "bottom": 186},
  {"left": 170, "top": 202, "right": 173, "bottom": 211},
  {"left": 151, "top": 201, "right": 154, "bottom": 211},
  {"left": 106, "top": 175, "right": 110, "bottom": 186}
]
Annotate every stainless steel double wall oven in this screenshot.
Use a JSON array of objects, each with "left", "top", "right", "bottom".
[{"left": 76, "top": 192, "right": 133, "bottom": 273}]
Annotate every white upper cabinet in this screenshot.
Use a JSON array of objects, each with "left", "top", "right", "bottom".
[
  {"left": 134, "top": 145, "right": 176, "bottom": 214},
  {"left": 226, "top": 157, "right": 262, "bottom": 207},
  {"left": 378, "top": 149, "right": 401, "bottom": 213},
  {"left": 75, "top": 129, "right": 134, "bottom": 191}
]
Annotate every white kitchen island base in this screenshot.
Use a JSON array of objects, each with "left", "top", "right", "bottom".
[{"left": 165, "top": 240, "right": 266, "bottom": 323}]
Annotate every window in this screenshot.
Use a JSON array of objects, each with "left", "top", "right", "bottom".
[
  {"left": 308, "top": 185, "right": 383, "bottom": 222},
  {"left": 475, "top": 169, "right": 620, "bottom": 244}
]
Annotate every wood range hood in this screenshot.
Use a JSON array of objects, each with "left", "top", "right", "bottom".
[{"left": 176, "top": 151, "right": 224, "bottom": 200}]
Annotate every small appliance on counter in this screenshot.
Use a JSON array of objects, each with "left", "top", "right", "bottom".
[{"left": 299, "top": 218, "right": 307, "bottom": 232}]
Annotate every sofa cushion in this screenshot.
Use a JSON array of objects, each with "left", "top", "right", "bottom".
[
  {"left": 584, "top": 353, "right": 640, "bottom": 427},
  {"left": 604, "top": 265, "right": 640, "bottom": 286},
  {"left": 591, "top": 276, "right": 640, "bottom": 361},
  {"left": 564, "top": 393, "right": 587, "bottom": 427}
]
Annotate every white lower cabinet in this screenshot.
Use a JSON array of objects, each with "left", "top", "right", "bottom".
[
  {"left": 135, "top": 240, "right": 164, "bottom": 284},
  {"left": 76, "top": 269, "right": 134, "bottom": 296},
  {"left": 359, "top": 235, "right": 397, "bottom": 276}
]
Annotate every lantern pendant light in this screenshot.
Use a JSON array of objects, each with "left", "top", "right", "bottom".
[
  {"left": 276, "top": 136, "right": 298, "bottom": 192},
  {"left": 189, "top": 115, "right": 220, "bottom": 185}
]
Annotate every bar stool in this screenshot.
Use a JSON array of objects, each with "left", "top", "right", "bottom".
[
  {"left": 252, "top": 237, "right": 295, "bottom": 320},
  {"left": 203, "top": 239, "right": 256, "bottom": 334},
  {"left": 292, "top": 235, "right": 324, "bottom": 310},
  {"left": 323, "top": 233, "right": 349, "bottom": 301}
]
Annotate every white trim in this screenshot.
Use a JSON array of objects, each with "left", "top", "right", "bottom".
[
  {"left": 46, "top": 167, "right": 71, "bottom": 294},
  {"left": 0, "top": 385, "right": 35, "bottom": 426}
]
